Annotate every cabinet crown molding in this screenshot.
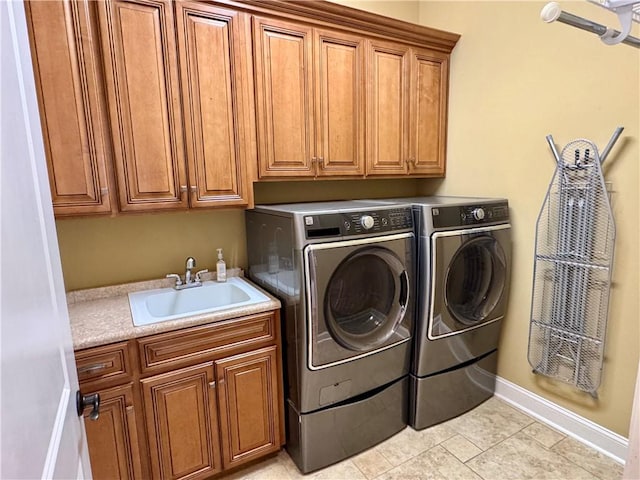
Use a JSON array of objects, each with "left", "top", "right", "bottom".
[{"left": 206, "top": 0, "right": 460, "bottom": 52}]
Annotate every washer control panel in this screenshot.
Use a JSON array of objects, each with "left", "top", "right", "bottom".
[
  {"left": 304, "top": 207, "right": 413, "bottom": 239},
  {"left": 431, "top": 202, "right": 509, "bottom": 228}
]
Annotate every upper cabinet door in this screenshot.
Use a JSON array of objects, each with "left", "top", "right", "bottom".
[
  {"left": 175, "top": 2, "right": 254, "bottom": 208},
  {"left": 97, "top": 0, "right": 188, "bottom": 212},
  {"left": 253, "top": 17, "right": 315, "bottom": 177},
  {"left": 314, "top": 29, "right": 365, "bottom": 177},
  {"left": 408, "top": 48, "right": 449, "bottom": 176},
  {"left": 366, "top": 40, "right": 410, "bottom": 176},
  {"left": 25, "top": 0, "right": 113, "bottom": 216}
]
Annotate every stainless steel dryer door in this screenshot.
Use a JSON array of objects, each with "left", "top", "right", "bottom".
[
  {"left": 304, "top": 233, "right": 414, "bottom": 370},
  {"left": 429, "top": 225, "right": 511, "bottom": 339}
]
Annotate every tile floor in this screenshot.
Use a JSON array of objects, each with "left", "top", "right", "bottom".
[{"left": 225, "top": 397, "right": 623, "bottom": 480}]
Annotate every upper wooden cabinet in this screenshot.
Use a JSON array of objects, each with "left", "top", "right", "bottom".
[
  {"left": 408, "top": 47, "right": 450, "bottom": 176},
  {"left": 253, "top": 17, "right": 315, "bottom": 177},
  {"left": 315, "top": 29, "right": 366, "bottom": 177},
  {"left": 367, "top": 41, "right": 450, "bottom": 177},
  {"left": 97, "top": 0, "right": 253, "bottom": 211},
  {"left": 25, "top": 0, "right": 114, "bottom": 216},
  {"left": 253, "top": 18, "right": 365, "bottom": 178},
  {"left": 27, "top": 0, "right": 459, "bottom": 215},
  {"left": 27, "top": 0, "right": 255, "bottom": 216},
  {"left": 366, "top": 39, "right": 411, "bottom": 176},
  {"left": 175, "top": 2, "right": 254, "bottom": 207},
  {"left": 96, "top": 0, "right": 188, "bottom": 212},
  {"left": 251, "top": 3, "right": 457, "bottom": 180}
]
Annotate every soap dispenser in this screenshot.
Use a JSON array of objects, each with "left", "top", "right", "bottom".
[{"left": 216, "top": 248, "right": 227, "bottom": 282}]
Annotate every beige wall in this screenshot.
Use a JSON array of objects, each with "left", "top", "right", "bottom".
[
  {"left": 418, "top": 1, "right": 639, "bottom": 437},
  {"left": 55, "top": 0, "right": 638, "bottom": 437},
  {"left": 327, "top": 0, "right": 420, "bottom": 22}
]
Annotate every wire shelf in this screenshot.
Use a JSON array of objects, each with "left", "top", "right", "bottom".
[{"left": 588, "top": 0, "right": 640, "bottom": 24}]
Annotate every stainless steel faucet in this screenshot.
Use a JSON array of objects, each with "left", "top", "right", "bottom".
[
  {"left": 166, "top": 257, "right": 208, "bottom": 290},
  {"left": 185, "top": 256, "right": 195, "bottom": 284}
]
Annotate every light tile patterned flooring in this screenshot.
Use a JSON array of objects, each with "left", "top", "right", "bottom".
[{"left": 225, "top": 397, "right": 623, "bottom": 480}]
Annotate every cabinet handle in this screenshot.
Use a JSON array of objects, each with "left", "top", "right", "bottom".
[
  {"left": 317, "top": 157, "right": 324, "bottom": 166},
  {"left": 100, "top": 187, "right": 108, "bottom": 196},
  {"left": 190, "top": 186, "right": 197, "bottom": 192},
  {"left": 311, "top": 157, "right": 317, "bottom": 164},
  {"left": 76, "top": 390, "right": 100, "bottom": 421},
  {"left": 209, "top": 381, "right": 216, "bottom": 389},
  {"left": 78, "top": 362, "right": 110, "bottom": 374}
]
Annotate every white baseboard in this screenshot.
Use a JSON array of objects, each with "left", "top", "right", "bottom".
[{"left": 494, "top": 376, "right": 628, "bottom": 464}]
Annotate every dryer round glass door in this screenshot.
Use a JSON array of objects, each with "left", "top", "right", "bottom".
[
  {"left": 304, "top": 234, "right": 414, "bottom": 369},
  {"left": 445, "top": 236, "right": 507, "bottom": 325},
  {"left": 429, "top": 226, "right": 511, "bottom": 339}
]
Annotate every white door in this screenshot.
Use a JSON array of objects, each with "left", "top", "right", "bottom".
[{"left": 1, "top": 1, "right": 91, "bottom": 478}]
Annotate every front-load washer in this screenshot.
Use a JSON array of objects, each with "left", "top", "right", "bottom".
[
  {"left": 367, "top": 196, "right": 512, "bottom": 429},
  {"left": 245, "top": 201, "right": 415, "bottom": 473}
]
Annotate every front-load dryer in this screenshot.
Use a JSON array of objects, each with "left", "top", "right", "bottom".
[
  {"left": 411, "top": 197, "right": 511, "bottom": 429},
  {"left": 367, "top": 196, "right": 512, "bottom": 429},
  {"left": 245, "top": 201, "right": 415, "bottom": 473}
]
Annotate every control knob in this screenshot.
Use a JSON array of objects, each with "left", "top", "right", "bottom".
[
  {"left": 472, "top": 208, "right": 485, "bottom": 221},
  {"left": 360, "top": 215, "right": 375, "bottom": 230}
]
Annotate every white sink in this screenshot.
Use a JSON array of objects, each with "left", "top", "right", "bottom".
[{"left": 128, "top": 277, "right": 270, "bottom": 326}]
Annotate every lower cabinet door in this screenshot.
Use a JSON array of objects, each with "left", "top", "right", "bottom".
[
  {"left": 215, "top": 345, "right": 281, "bottom": 469},
  {"left": 83, "top": 383, "right": 143, "bottom": 480},
  {"left": 141, "top": 362, "right": 222, "bottom": 480}
]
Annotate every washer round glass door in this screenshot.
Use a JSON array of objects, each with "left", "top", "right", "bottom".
[
  {"left": 305, "top": 234, "right": 413, "bottom": 369},
  {"left": 325, "top": 247, "right": 408, "bottom": 350},
  {"left": 429, "top": 226, "right": 511, "bottom": 338}
]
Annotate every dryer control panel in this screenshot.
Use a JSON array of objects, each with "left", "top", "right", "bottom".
[
  {"left": 431, "top": 202, "right": 509, "bottom": 228},
  {"left": 305, "top": 207, "right": 413, "bottom": 239}
]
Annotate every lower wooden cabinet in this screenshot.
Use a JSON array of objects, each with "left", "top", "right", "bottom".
[
  {"left": 76, "top": 310, "right": 283, "bottom": 480},
  {"left": 141, "top": 362, "right": 223, "bottom": 479},
  {"left": 82, "top": 384, "right": 143, "bottom": 480},
  {"left": 216, "top": 346, "right": 281, "bottom": 468}
]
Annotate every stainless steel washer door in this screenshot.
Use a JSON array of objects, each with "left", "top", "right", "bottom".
[
  {"left": 304, "top": 233, "right": 414, "bottom": 370},
  {"left": 429, "top": 225, "right": 511, "bottom": 339}
]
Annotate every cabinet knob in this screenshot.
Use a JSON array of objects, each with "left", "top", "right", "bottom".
[
  {"left": 190, "top": 186, "right": 197, "bottom": 192},
  {"left": 209, "top": 381, "right": 216, "bottom": 389},
  {"left": 100, "top": 187, "right": 108, "bottom": 196},
  {"left": 76, "top": 390, "right": 100, "bottom": 421}
]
